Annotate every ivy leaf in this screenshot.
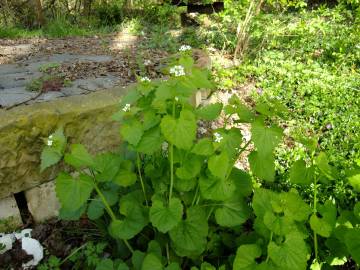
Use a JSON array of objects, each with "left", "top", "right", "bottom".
[
  {"left": 136, "top": 126, "right": 164, "bottom": 155},
  {"left": 176, "top": 154, "right": 203, "bottom": 179},
  {"left": 310, "top": 200, "right": 337, "bottom": 237},
  {"left": 289, "top": 160, "right": 314, "bottom": 185},
  {"left": 64, "top": 144, "right": 95, "bottom": 169},
  {"left": 199, "top": 174, "right": 236, "bottom": 201},
  {"left": 160, "top": 109, "right": 197, "bottom": 150},
  {"left": 109, "top": 191, "right": 148, "bottom": 240},
  {"left": 316, "top": 152, "right": 337, "bottom": 180},
  {"left": 215, "top": 196, "right": 250, "bottom": 227},
  {"left": 268, "top": 232, "right": 309, "bottom": 270},
  {"left": 233, "top": 244, "right": 262, "bottom": 270},
  {"left": 348, "top": 174, "right": 360, "bottom": 192},
  {"left": 345, "top": 228, "right": 360, "bottom": 265},
  {"left": 191, "top": 138, "right": 215, "bottom": 156},
  {"left": 141, "top": 253, "right": 163, "bottom": 270},
  {"left": 56, "top": 173, "right": 93, "bottom": 211},
  {"left": 196, "top": 103, "right": 223, "bottom": 120},
  {"left": 248, "top": 151, "right": 275, "bottom": 182},
  {"left": 251, "top": 121, "right": 283, "bottom": 156},
  {"left": 208, "top": 152, "right": 230, "bottom": 179},
  {"left": 150, "top": 197, "right": 183, "bottom": 233},
  {"left": 169, "top": 207, "right": 208, "bottom": 257},
  {"left": 120, "top": 119, "right": 144, "bottom": 146}
]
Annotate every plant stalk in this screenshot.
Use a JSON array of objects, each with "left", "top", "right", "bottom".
[{"left": 137, "top": 153, "right": 149, "bottom": 207}]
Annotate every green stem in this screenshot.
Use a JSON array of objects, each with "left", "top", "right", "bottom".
[
  {"left": 206, "top": 207, "right": 214, "bottom": 220},
  {"left": 137, "top": 153, "right": 148, "bottom": 207},
  {"left": 313, "top": 175, "right": 318, "bottom": 261},
  {"left": 225, "top": 140, "right": 251, "bottom": 180},
  {"left": 91, "top": 171, "right": 134, "bottom": 254},
  {"left": 59, "top": 243, "right": 87, "bottom": 266},
  {"left": 265, "top": 232, "right": 274, "bottom": 263},
  {"left": 191, "top": 184, "right": 200, "bottom": 206},
  {"left": 169, "top": 100, "right": 176, "bottom": 204}
]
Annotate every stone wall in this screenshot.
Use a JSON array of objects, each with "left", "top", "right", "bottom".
[{"left": 0, "top": 86, "right": 131, "bottom": 200}]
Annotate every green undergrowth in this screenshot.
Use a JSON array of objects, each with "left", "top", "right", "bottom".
[{"left": 213, "top": 7, "right": 360, "bottom": 194}]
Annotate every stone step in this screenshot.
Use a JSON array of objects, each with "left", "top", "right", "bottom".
[{"left": 0, "top": 87, "right": 39, "bottom": 107}]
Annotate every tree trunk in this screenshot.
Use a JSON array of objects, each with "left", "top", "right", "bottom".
[{"left": 34, "top": 0, "right": 45, "bottom": 26}]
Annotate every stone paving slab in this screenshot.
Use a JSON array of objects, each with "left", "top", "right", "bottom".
[{"left": 0, "top": 87, "right": 39, "bottom": 107}]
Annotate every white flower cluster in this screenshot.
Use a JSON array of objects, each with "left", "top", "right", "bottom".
[
  {"left": 0, "top": 229, "right": 44, "bottom": 269},
  {"left": 140, "top": 77, "right": 151, "bottom": 82},
  {"left": 47, "top": 135, "right": 53, "bottom": 146},
  {"left": 144, "top": 59, "right": 152, "bottom": 66},
  {"left": 198, "top": 127, "right": 207, "bottom": 135},
  {"left": 179, "top": 45, "right": 192, "bottom": 52},
  {"left": 122, "top": 103, "right": 131, "bottom": 112},
  {"left": 169, "top": 65, "right": 185, "bottom": 77},
  {"left": 214, "top": 132, "right": 223, "bottom": 143}
]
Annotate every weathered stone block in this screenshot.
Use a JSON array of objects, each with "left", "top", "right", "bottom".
[
  {"left": 0, "top": 195, "right": 23, "bottom": 232},
  {"left": 25, "top": 181, "right": 59, "bottom": 223},
  {"left": 0, "top": 85, "right": 131, "bottom": 199}
]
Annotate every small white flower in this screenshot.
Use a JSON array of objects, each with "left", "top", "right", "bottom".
[
  {"left": 198, "top": 127, "right": 207, "bottom": 135},
  {"left": 140, "top": 76, "right": 151, "bottom": 82},
  {"left": 214, "top": 132, "right": 223, "bottom": 143},
  {"left": 144, "top": 59, "right": 152, "bottom": 66},
  {"left": 162, "top": 142, "right": 169, "bottom": 152},
  {"left": 175, "top": 96, "right": 179, "bottom": 101},
  {"left": 47, "top": 139, "right": 53, "bottom": 146},
  {"left": 122, "top": 103, "right": 131, "bottom": 112},
  {"left": 179, "top": 45, "right": 192, "bottom": 52},
  {"left": 169, "top": 65, "right": 185, "bottom": 77}
]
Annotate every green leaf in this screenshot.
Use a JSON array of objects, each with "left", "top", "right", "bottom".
[
  {"left": 132, "top": 251, "right": 145, "bottom": 270},
  {"left": 215, "top": 128, "right": 243, "bottom": 159},
  {"left": 114, "top": 170, "right": 137, "bottom": 187},
  {"left": 348, "top": 174, "right": 360, "bottom": 192},
  {"left": 310, "top": 200, "right": 337, "bottom": 237},
  {"left": 165, "top": 263, "right": 181, "bottom": 270},
  {"left": 199, "top": 174, "right": 236, "bottom": 201},
  {"left": 94, "top": 153, "right": 122, "bottom": 182},
  {"left": 176, "top": 154, "right": 203, "bottom": 179},
  {"left": 190, "top": 68, "right": 214, "bottom": 89},
  {"left": 109, "top": 191, "right": 148, "bottom": 240},
  {"left": 160, "top": 109, "right": 197, "bottom": 150},
  {"left": 251, "top": 121, "right": 283, "bottom": 156},
  {"left": 233, "top": 244, "right": 262, "bottom": 270},
  {"left": 40, "top": 147, "right": 62, "bottom": 172},
  {"left": 279, "top": 191, "right": 311, "bottom": 222},
  {"left": 264, "top": 211, "right": 296, "bottom": 235},
  {"left": 141, "top": 253, "right": 163, "bottom": 270},
  {"left": 230, "top": 168, "right": 253, "bottom": 197},
  {"left": 345, "top": 228, "right": 360, "bottom": 265},
  {"left": 143, "top": 110, "right": 161, "bottom": 131},
  {"left": 87, "top": 191, "right": 118, "bottom": 220},
  {"left": 248, "top": 151, "right": 275, "bottom": 182},
  {"left": 252, "top": 188, "right": 277, "bottom": 218},
  {"left": 191, "top": 138, "right": 215, "bottom": 156},
  {"left": 236, "top": 104, "right": 256, "bottom": 123},
  {"left": 215, "top": 196, "right": 250, "bottom": 227},
  {"left": 136, "top": 126, "right": 164, "bottom": 155},
  {"left": 150, "top": 197, "right": 183, "bottom": 233},
  {"left": 268, "top": 232, "right": 308, "bottom": 270},
  {"left": 354, "top": 202, "right": 360, "bottom": 221},
  {"left": 64, "top": 144, "right": 95, "bottom": 169},
  {"left": 169, "top": 207, "right": 208, "bottom": 257},
  {"left": 96, "top": 259, "right": 114, "bottom": 270},
  {"left": 316, "top": 152, "right": 337, "bottom": 180},
  {"left": 56, "top": 173, "right": 93, "bottom": 211},
  {"left": 200, "top": 262, "right": 216, "bottom": 270},
  {"left": 147, "top": 240, "right": 162, "bottom": 259},
  {"left": 208, "top": 152, "right": 230, "bottom": 179},
  {"left": 59, "top": 204, "right": 86, "bottom": 220},
  {"left": 120, "top": 119, "right": 144, "bottom": 146},
  {"left": 289, "top": 160, "right": 314, "bottom": 185},
  {"left": 196, "top": 103, "right": 223, "bottom": 121}
]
